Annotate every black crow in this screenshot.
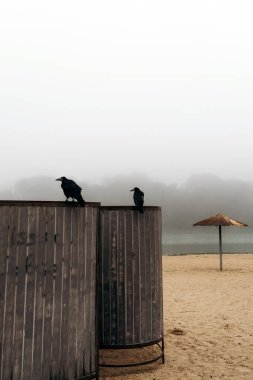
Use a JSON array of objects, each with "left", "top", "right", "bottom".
[
  {"left": 56, "top": 176, "right": 85, "bottom": 206},
  {"left": 130, "top": 187, "right": 144, "bottom": 213}
]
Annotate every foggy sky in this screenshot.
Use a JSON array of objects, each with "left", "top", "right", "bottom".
[{"left": 1, "top": 1, "right": 253, "bottom": 189}]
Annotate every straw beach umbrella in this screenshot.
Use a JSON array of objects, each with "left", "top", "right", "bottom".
[{"left": 193, "top": 213, "right": 248, "bottom": 271}]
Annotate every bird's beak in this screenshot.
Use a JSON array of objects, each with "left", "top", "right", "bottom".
[
  {"left": 56, "top": 178, "right": 61, "bottom": 181},
  {"left": 130, "top": 189, "right": 134, "bottom": 192}
]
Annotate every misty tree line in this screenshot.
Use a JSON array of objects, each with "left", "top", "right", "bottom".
[{"left": 1, "top": 173, "right": 252, "bottom": 231}]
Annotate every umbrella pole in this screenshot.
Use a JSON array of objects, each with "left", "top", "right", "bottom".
[{"left": 219, "top": 225, "right": 223, "bottom": 271}]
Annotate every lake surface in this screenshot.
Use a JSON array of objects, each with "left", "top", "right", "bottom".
[{"left": 162, "top": 227, "right": 253, "bottom": 255}]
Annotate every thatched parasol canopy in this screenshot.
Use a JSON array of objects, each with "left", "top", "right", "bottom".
[
  {"left": 193, "top": 213, "right": 248, "bottom": 227},
  {"left": 193, "top": 213, "right": 248, "bottom": 271}
]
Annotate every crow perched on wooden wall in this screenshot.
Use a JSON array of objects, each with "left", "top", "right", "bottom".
[
  {"left": 56, "top": 176, "right": 85, "bottom": 206},
  {"left": 130, "top": 187, "right": 144, "bottom": 213}
]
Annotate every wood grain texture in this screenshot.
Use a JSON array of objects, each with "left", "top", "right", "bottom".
[
  {"left": 13, "top": 207, "right": 28, "bottom": 380},
  {"left": 22, "top": 206, "right": 38, "bottom": 379},
  {"left": 0, "top": 206, "right": 11, "bottom": 380}
]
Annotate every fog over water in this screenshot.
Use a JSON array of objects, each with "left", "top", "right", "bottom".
[{"left": 1, "top": 173, "right": 253, "bottom": 253}]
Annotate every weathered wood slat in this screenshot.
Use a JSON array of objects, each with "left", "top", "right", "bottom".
[
  {"left": 77, "top": 207, "right": 86, "bottom": 377},
  {"left": 157, "top": 210, "right": 164, "bottom": 337},
  {"left": 22, "top": 206, "right": 38, "bottom": 379},
  {"left": 12, "top": 207, "right": 28, "bottom": 380},
  {"left": 42, "top": 207, "right": 55, "bottom": 379},
  {"left": 110, "top": 211, "right": 118, "bottom": 345},
  {"left": 132, "top": 211, "right": 141, "bottom": 344},
  {"left": 144, "top": 210, "right": 152, "bottom": 342},
  {"left": 90, "top": 206, "right": 98, "bottom": 373},
  {"left": 68, "top": 207, "right": 79, "bottom": 380},
  {"left": 60, "top": 206, "right": 72, "bottom": 378},
  {"left": 84, "top": 206, "right": 92, "bottom": 374},
  {"left": 125, "top": 210, "right": 134, "bottom": 345},
  {"left": 99, "top": 210, "right": 110, "bottom": 345},
  {"left": 0, "top": 206, "right": 11, "bottom": 380},
  {"left": 139, "top": 210, "right": 146, "bottom": 342},
  {"left": 51, "top": 206, "right": 64, "bottom": 378},
  {"left": 32, "top": 206, "right": 47, "bottom": 380},
  {"left": 117, "top": 211, "right": 126, "bottom": 344},
  {"left": 150, "top": 213, "right": 159, "bottom": 333}
]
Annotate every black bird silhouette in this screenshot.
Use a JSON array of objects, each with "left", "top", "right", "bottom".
[
  {"left": 130, "top": 187, "right": 144, "bottom": 213},
  {"left": 56, "top": 176, "right": 85, "bottom": 206}
]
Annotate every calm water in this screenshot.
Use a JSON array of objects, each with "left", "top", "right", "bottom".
[{"left": 162, "top": 227, "right": 253, "bottom": 255}]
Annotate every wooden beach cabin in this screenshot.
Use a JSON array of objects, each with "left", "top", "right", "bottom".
[
  {"left": 99, "top": 206, "right": 164, "bottom": 367},
  {"left": 0, "top": 201, "right": 100, "bottom": 380}
]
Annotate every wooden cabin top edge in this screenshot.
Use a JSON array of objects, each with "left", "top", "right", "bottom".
[
  {"left": 0, "top": 200, "right": 101, "bottom": 207},
  {"left": 100, "top": 206, "right": 161, "bottom": 210},
  {"left": 0, "top": 201, "right": 161, "bottom": 210}
]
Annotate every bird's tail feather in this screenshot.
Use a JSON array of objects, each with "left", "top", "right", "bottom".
[
  {"left": 77, "top": 195, "right": 85, "bottom": 207},
  {"left": 138, "top": 206, "right": 144, "bottom": 213}
]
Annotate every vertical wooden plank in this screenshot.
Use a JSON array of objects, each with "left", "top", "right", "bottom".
[
  {"left": 98, "top": 210, "right": 104, "bottom": 346},
  {"left": 90, "top": 206, "right": 98, "bottom": 373},
  {"left": 32, "top": 207, "right": 47, "bottom": 380},
  {"left": 93, "top": 205, "right": 100, "bottom": 375},
  {"left": 154, "top": 209, "right": 158, "bottom": 338},
  {"left": 77, "top": 207, "right": 86, "bottom": 377},
  {"left": 0, "top": 206, "right": 11, "bottom": 380},
  {"left": 60, "top": 206, "right": 71, "bottom": 378},
  {"left": 100, "top": 210, "right": 110, "bottom": 346},
  {"left": 13, "top": 206, "right": 28, "bottom": 380},
  {"left": 139, "top": 210, "right": 146, "bottom": 343},
  {"left": 41, "top": 207, "right": 55, "bottom": 379},
  {"left": 84, "top": 206, "right": 92, "bottom": 374},
  {"left": 117, "top": 210, "right": 126, "bottom": 345},
  {"left": 144, "top": 210, "right": 152, "bottom": 342},
  {"left": 154, "top": 209, "right": 162, "bottom": 338},
  {"left": 157, "top": 209, "right": 163, "bottom": 338},
  {"left": 123, "top": 211, "right": 128, "bottom": 345},
  {"left": 83, "top": 206, "right": 89, "bottom": 374},
  {"left": 150, "top": 210, "right": 157, "bottom": 340},
  {"left": 22, "top": 206, "right": 38, "bottom": 379},
  {"left": 68, "top": 207, "right": 79, "bottom": 380},
  {"left": 110, "top": 211, "right": 118, "bottom": 345},
  {"left": 125, "top": 210, "right": 134, "bottom": 345},
  {"left": 51, "top": 206, "right": 64, "bottom": 378},
  {"left": 98, "top": 210, "right": 104, "bottom": 345},
  {"left": 132, "top": 210, "right": 140, "bottom": 344}
]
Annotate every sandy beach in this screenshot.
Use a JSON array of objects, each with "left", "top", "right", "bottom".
[{"left": 100, "top": 254, "right": 253, "bottom": 380}]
